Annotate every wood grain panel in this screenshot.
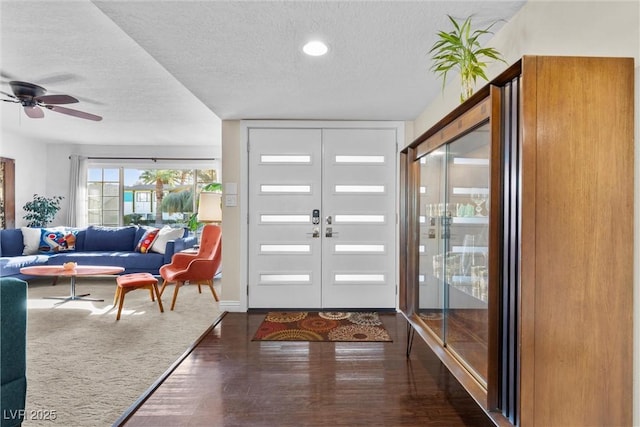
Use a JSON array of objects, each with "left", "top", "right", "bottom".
[
  {"left": 530, "top": 56, "right": 634, "bottom": 426},
  {"left": 0, "top": 157, "right": 15, "bottom": 229},
  {"left": 399, "top": 151, "right": 409, "bottom": 313},
  {"left": 415, "top": 98, "right": 491, "bottom": 159},
  {"left": 518, "top": 55, "right": 539, "bottom": 427},
  {"left": 486, "top": 85, "right": 503, "bottom": 411}
]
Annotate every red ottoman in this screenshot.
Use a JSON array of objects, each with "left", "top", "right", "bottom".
[{"left": 114, "top": 273, "right": 163, "bottom": 320}]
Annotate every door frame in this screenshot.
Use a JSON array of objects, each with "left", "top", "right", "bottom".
[{"left": 238, "top": 120, "right": 405, "bottom": 312}]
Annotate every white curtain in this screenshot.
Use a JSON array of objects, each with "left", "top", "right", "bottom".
[{"left": 67, "top": 155, "right": 88, "bottom": 227}]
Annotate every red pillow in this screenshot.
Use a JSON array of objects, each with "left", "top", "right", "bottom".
[{"left": 135, "top": 228, "right": 160, "bottom": 253}]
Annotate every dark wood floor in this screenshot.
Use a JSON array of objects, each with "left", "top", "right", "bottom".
[{"left": 120, "top": 312, "right": 494, "bottom": 427}]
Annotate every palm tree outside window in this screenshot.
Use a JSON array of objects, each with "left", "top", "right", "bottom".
[
  {"left": 87, "top": 167, "right": 218, "bottom": 227},
  {"left": 139, "top": 169, "right": 180, "bottom": 226}
]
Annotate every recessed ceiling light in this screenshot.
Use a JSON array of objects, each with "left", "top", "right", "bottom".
[{"left": 303, "top": 40, "right": 329, "bottom": 56}]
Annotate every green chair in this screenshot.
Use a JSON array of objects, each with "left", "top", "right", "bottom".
[{"left": 1, "top": 277, "right": 27, "bottom": 427}]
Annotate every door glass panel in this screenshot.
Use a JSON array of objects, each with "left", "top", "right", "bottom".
[
  {"left": 260, "top": 155, "right": 311, "bottom": 163},
  {"left": 334, "top": 274, "right": 385, "bottom": 282},
  {"left": 334, "top": 244, "right": 385, "bottom": 253},
  {"left": 334, "top": 185, "right": 385, "bottom": 193},
  {"left": 260, "top": 274, "right": 311, "bottom": 283},
  {"left": 260, "top": 244, "right": 311, "bottom": 253},
  {"left": 260, "top": 185, "right": 312, "bottom": 193},
  {"left": 334, "top": 214, "right": 385, "bottom": 223},
  {"left": 259, "top": 214, "right": 310, "bottom": 223},
  {"left": 418, "top": 148, "right": 447, "bottom": 342},
  {"left": 445, "top": 123, "right": 490, "bottom": 384},
  {"left": 335, "top": 155, "right": 385, "bottom": 163}
]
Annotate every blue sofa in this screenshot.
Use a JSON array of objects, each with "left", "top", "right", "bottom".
[
  {"left": 0, "top": 226, "right": 196, "bottom": 280},
  {"left": 0, "top": 277, "right": 27, "bottom": 427}
]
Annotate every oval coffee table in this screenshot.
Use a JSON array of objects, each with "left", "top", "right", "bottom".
[{"left": 20, "top": 265, "right": 125, "bottom": 306}]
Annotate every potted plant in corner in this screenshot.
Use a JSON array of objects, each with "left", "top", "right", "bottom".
[
  {"left": 429, "top": 15, "right": 506, "bottom": 103},
  {"left": 22, "top": 194, "right": 64, "bottom": 227}
]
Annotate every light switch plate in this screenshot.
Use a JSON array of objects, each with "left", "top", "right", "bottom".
[
  {"left": 224, "top": 182, "right": 238, "bottom": 195},
  {"left": 224, "top": 194, "right": 238, "bottom": 207}
]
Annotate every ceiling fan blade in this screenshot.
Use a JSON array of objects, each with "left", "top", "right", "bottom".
[
  {"left": 35, "top": 94, "right": 79, "bottom": 105},
  {"left": 46, "top": 105, "right": 102, "bottom": 121},
  {"left": 24, "top": 105, "right": 44, "bottom": 118},
  {"left": 0, "top": 90, "right": 17, "bottom": 99}
]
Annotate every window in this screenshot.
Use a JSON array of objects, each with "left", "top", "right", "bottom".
[
  {"left": 136, "top": 192, "right": 150, "bottom": 202},
  {"left": 87, "top": 168, "right": 120, "bottom": 226},
  {"left": 87, "top": 167, "right": 218, "bottom": 227}
]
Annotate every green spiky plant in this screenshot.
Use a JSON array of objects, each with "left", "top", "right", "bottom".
[{"left": 429, "top": 15, "right": 506, "bottom": 103}]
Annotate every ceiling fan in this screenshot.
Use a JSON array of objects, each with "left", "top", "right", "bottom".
[{"left": 1, "top": 80, "right": 102, "bottom": 121}]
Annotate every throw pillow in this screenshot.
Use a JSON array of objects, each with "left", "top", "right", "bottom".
[
  {"left": 38, "top": 228, "right": 79, "bottom": 254},
  {"left": 21, "top": 227, "right": 42, "bottom": 255},
  {"left": 150, "top": 226, "right": 184, "bottom": 255},
  {"left": 135, "top": 228, "right": 160, "bottom": 254}
]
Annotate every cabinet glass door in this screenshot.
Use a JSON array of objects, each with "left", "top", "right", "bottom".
[
  {"left": 418, "top": 147, "right": 447, "bottom": 341},
  {"left": 445, "top": 123, "right": 490, "bottom": 384},
  {"left": 417, "top": 122, "right": 490, "bottom": 385}
]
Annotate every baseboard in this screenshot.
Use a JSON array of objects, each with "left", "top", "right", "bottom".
[{"left": 219, "top": 299, "right": 244, "bottom": 312}]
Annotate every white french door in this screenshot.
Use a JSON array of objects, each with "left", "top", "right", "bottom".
[
  {"left": 248, "top": 128, "right": 323, "bottom": 308},
  {"left": 248, "top": 124, "right": 397, "bottom": 309}
]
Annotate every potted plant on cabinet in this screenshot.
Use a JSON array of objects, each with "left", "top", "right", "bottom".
[{"left": 429, "top": 15, "right": 506, "bottom": 103}]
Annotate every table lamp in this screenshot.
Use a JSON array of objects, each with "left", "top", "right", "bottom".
[{"left": 197, "top": 192, "right": 223, "bottom": 224}]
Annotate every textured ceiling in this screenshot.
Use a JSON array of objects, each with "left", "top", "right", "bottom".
[{"left": 0, "top": 0, "right": 525, "bottom": 147}]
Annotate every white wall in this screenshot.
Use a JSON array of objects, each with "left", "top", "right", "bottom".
[
  {"left": 0, "top": 137, "right": 49, "bottom": 225},
  {"left": 219, "top": 120, "right": 243, "bottom": 312},
  {"left": 0, "top": 134, "right": 220, "bottom": 227},
  {"left": 411, "top": 1, "right": 640, "bottom": 424}
]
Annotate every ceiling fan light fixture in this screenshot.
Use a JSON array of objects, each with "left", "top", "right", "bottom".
[
  {"left": 2, "top": 79, "right": 102, "bottom": 121},
  {"left": 302, "top": 40, "right": 329, "bottom": 57},
  {"left": 24, "top": 105, "right": 44, "bottom": 119}
]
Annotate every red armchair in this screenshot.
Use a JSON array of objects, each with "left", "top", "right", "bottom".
[{"left": 159, "top": 224, "right": 222, "bottom": 310}]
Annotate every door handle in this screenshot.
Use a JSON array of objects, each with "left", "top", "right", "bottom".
[
  {"left": 326, "top": 215, "right": 332, "bottom": 225},
  {"left": 306, "top": 227, "right": 320, "bottom": 238}
]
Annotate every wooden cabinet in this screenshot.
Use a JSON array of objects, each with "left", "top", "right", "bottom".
[
  {"left": 0, "top": 157, "right": 15, "bottom": 229},
  {"left": 399, "top": 56, "right": 634, "bottom": 426}
]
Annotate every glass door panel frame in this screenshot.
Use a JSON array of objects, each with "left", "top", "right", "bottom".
[{"left": 404, "top": 94, "right": 503, "bottom": 409}]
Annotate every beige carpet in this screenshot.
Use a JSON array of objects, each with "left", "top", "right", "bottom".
[{"left": 23, "top": 277, "right": 223, "bottom": 427}]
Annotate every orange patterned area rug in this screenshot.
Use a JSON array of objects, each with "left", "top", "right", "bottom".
[{"left": 252, "top": 311, "right": 393, "bottom": 342}]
